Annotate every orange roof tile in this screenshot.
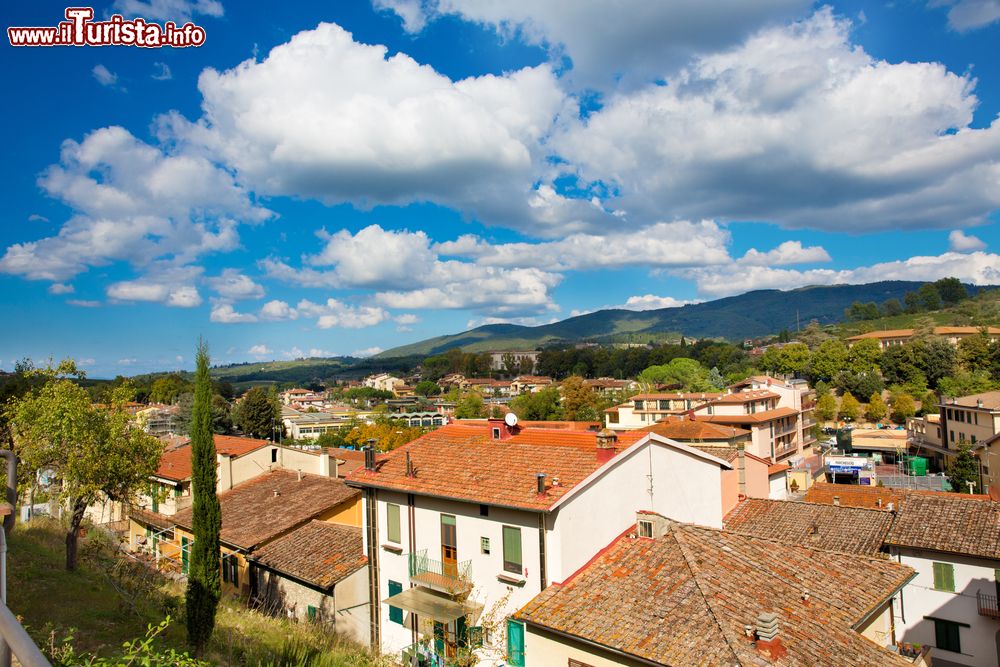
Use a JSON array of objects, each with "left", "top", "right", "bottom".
[
  {"left": 346, "top": 423, "right": 648, "bottom": 510},
  {"left": 153, "top": 435, "right": 272, "bottom": 482},
  {"left": 516, "top": 520, "right": 913, "bottom": 666},
  {"left": 696, "top": 407, "right": 799, "bottom": 424},
  {"left": 640, "top": 419, "right": 750, "bottom": 441},
  {"left": 252, "top": 520, "right": 366, "bottom": 590}
]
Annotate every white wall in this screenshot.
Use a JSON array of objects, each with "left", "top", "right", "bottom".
[
  {"left": 892, "top": 547, "right": 1000, "bottom": 667},
  {"left": 768, "top": 473, "right": 788, "bottom": 500},
  {"left": 523, "top": 624, "right": 648, "bottom": 667},
  {"left": 548, "top": 439, "right": 725, "bottom": 584},
  {"left": 373, "top": 489, "right": 544, "bottom": 661}
]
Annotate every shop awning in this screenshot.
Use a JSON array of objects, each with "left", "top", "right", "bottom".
[{"left": 383, "top": 587, "right": 482, "bottom": 623}]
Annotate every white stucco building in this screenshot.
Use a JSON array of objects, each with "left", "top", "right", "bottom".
[{"left": 346, "top": 420, "right": 732, "bottom": 665}]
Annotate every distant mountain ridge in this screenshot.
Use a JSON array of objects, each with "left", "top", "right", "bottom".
[{"left": 376, "top": 281, "right": 989, "bottom": 358}]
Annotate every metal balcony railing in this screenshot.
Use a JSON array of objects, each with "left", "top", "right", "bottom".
[
  {"left": 977, "top": 591, "right": 1000, "bottom": 619},
  {"left": 408, "top": 550, "right": 472, "bottom": 593}
]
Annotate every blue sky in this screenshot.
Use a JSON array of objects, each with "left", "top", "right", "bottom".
[{"left": 2, "top": 0, "right": 999, "bottom": 376}]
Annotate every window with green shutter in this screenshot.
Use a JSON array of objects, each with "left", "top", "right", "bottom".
[
  {"left": 388, "top": 580, "right": 403, "bottom": 624},
  {"left": 507, "top": 619, "right": 525, "bottom": 667},
  {"left": 932, "top": 562, "right": 955, "bottom": 592},
  {"left": 503, "top": 526, "right": 522, "bottom": 574},
  {"left": 933, "top": 619, "right": 961, "bottom": 653},
  {"left": 387, "top": 503, "right": 401, "bottom": 544},
  {"left": 307, "top": 605, "right": 317, "bottom": 622}
]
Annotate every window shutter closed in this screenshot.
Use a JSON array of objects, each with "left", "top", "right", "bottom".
[
  {"left": 933, "top": 562, "right": 955, "bottom": 592},
  {"left": 507, "top": 619, "right": 525, "bottom": 667}
]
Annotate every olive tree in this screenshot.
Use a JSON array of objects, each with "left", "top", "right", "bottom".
[{"left": 7, "top": 360, "right": 162, "bottom": 570}]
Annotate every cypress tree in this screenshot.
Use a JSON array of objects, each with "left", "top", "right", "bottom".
[{"left": 186, "top": 340, "right": 221, "bottom": 651}]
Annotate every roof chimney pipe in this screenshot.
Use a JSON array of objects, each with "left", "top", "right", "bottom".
[
  {"left": 536, "top": 472, "right": 547, "bottom": 495},
  {"left": 405, "top": 451, "right": 415, "bottom": 478},
  {"left": 363, "top": 446, "right": 376, "bottom": 471},
  {"left": 596, "top": 428, "right": 618, "bottom": 464},
  {"left": 833, "top": 495, "right": 840, "bottom": 507}
]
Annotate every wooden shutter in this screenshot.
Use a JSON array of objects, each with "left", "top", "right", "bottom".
[
  {"left": 503, "top": 526, "right": 522, "bottom": 574},
  {"left": 387, "top": 504, "right": 400, "bottom": 544},
  {"left": 933, "top": 562, "right": 955, "bottom": 592},
  {"left": 388, "top": 580, "right": 403, "bottom": 624}
]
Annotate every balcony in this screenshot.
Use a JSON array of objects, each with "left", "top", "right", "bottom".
[
  {"left": 408, "top": 550, "right": 472, "bottom": 594},
  {"left": 977, "top": 591, "right": 1000, "bottom": 619},
  {"left": 774, "top": 423, "right": 797, "bottom": 438},
  {"left": 774, "top": 440, "right": 799, "bottom": 459}
]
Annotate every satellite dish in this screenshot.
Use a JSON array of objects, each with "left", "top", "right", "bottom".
[{"left": 504, "top": 412, "right": 518, "bottom": 427}]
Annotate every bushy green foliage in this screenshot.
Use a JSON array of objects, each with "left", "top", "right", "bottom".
[
  {"left": 815, "top": 393, "right": 837, "bottom": 421},
  {"left": 866, "top": 393, "right": 887, "bottom": 422},
  {"left": 947, "top": 443, "right": 980, "bottom": 494},
  {"left": 838, "top": 392, "right": 861, "bottom": 421},
  {"left": 890, "top": 394, "right": 916, "bottom": 424},
  {"left": 234, "top": 386, "right": 281, "bottom": 439},
  {"left": 511, "top": 387, "right": 563, "bottom": 421}
]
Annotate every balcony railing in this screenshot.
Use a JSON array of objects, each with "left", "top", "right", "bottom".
[
  {"left": 774, "top": 423, "right": 797, "bottom": 437},
  {"left": 977, "top": 591, "right": 1000, "bottom": 619},
  {"left": 774, "top": 441, "right": 799, "bottom": 458},
  {"left": 408, "top": 550, "right": 472, "bottom": 594}
]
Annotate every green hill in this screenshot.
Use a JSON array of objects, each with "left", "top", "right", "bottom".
[{"left": 378, "top": 281, "right": 994, "bottom": 358}]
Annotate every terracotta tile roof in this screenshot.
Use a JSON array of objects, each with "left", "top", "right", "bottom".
[
  {"left": 346, "top": 423, "right": 650, "bottom": 510},
  {"left": 768, "top": 462, "right": 791, "bottom": 475},
  {"left": 696, "top": 407, "right": 799, "bottom": 424},
  {"left": 848, "top": 326, "right": 1000, "bottom": 341},
  {"left": 516, "top": 520, "right": 912, "bottom": 667},
  {"left": 458, "top": 419, "right": 602, "bottom": 431},
  {"left": 252, "top": 520, "right": 366, "bottom": 590},
  {"left": 947, "top": 391, "right": 1000, "bottom": 410},
  {"left": 803, "top": 482, "right": 989, "bottom": 510},
  {"left": 710, "top": 390, "right": 780, "bottom": 404},
  {"left": 804, "top": 483, "right": 905, "bottom": 510},
  {"left": 129, "top": 506, "right": 174, "bottom": 531},
  {"left": 641, "top": 419, "right": 750, "bottom": 441},
  {"left": 629, "top": 392, "right": 722, "bottom": 401},
  {"left": 173, "top": 470, "right": 359, "bottom": 550},
  {"left": 724, "top": 499, "right": 894, "bottom": 556},
  {"left": 152, "top": 435, "right": 272, "bottom": 482},
  {"left": 885, "top": 493, "right": 1000, "bottom": 559}
]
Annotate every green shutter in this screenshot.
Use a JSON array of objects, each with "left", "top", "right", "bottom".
[
  {"left": 181, "top": 537, "right": 189, "bottom": 574},
  {"left": 307, "top": 605, "right": 317, "bottom": 622},
  {"left": 934, "top": 619, "right": 961, "bottom": 653},
  {"left": 468, "top": 626, "right": 484, "bottom": 649},
  {"left": 507, "top": 619, "right": 525, "bottom": 667},
  {"left": 388, "top": 580, "right": 403, "bottom": 624},
  {"left": 387, "top": 504, "right": 401, "bottom": 544},
  {"left": 933, "top": 562, "right": 955, "bottom": 592},
  {"left": 222, "top": 555, "right": 229, "bottom": 583},
  {"left": 503, "top": 526, "right": 522, "bottom": 574}
]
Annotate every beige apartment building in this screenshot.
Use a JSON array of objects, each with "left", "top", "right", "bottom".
[{"left": 847, "top": 326, "right": 1000, "bottom": 350}]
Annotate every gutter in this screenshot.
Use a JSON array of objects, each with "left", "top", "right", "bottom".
[
  {"left": 518, "top": 619, "right": 665, "bottom": 667},
  {"left": 851, "top": 570, "right": 918, "bottom": 631}
]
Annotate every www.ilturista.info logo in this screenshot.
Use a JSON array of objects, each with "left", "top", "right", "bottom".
[{"left": 8, "top": 7, "right": 206, "bottom": 48}]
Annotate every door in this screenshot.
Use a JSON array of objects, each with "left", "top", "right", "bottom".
[{"left": 441, "top": 514, "right": 457, "bottom": 577}]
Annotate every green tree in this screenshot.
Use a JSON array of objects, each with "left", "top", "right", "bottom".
[
  {"left": 414, "top": 380, "right": 441, "bottom": 397},
  {"left": 881, "top": 298, "right": 903, "bottom": 317},
  {"left": 7, "top": 360, "right": 162, "bottom": 571},
  {"left": 937, "top": 371, "right": 998, "bottom": 398},
  {"left": 934, "top": 277, "right": 968, "bottom": 305},
  {"left": 911, "top": 338, "right": 957, "bottom": 389},
  {"left": 881, "top": 345, "right": 925, "bottom": 388},
  {"left": 903, "top": 291, "right": 921, "bottom": 313},
  {"left": 637, "top": 358, "right": 711, "bottom": 391},
  {"left": 455, "top": 392, "right": 485, "bottom": 418},
  {"left": 761, "top": 343, "right": 810, "bottom": 377},
  {"left": 947, "top": 443, "right": 979, "bottom": 494},
  {"left": 957, "top": 330, "right": 993, "bottom": 372},
  {"left": 846, "top": 338, "right": 882, "bottom": 375},
  {"left": 707, "top": 366, "right": 725, "bottom": 390},
  {"left": 186, "top": 341, "right": 221, "bottom": 651},
  {"left": 233, "top": 386, "right": 280, "bottom": 439},
  {"left": 560, "top": 376, "right": 598, "bottom": 421},
  {"left": 807, "top": 340, "right": 848, "bottom": 383},
  {"left": 815, "top": 393, "right": 837, "bottom": 421},
  {"left": 890, "top": 393, "right": 916, "bottom": 424},
  {"left": 866, "top": 393, "right": 887, "bottom": 422},
  {"left": 210, "top": 395, "right": 233, "bottom": 434},
  {"left": 917, "top": 283, "right": 942, "bottom": 310},
  {"left": 796, "top": 320, "right": 831, "bottom": 349},
  {"left": 838, "top": 391, "right": 861, "bottom": 421},
  {"left": 344, "top": 419, "right": 424, "bottom": 451},
  {"left": 511, "top": 386, "right": 563, "bottom": 421}
]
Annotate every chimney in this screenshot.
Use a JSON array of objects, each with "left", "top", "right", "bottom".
[
  {"left": 755, "top": 612, "right": 786, "bottom": 660},
  {"left": 833, "top": 495, "right": 840, "bottom": 507},
  {"left": 297, "top": 469, "right": 302, "bottom": 482},
  {"left": 737, "top": 443, "right": 747, "bottom": 497},
  {"left": 363, "top": 446, "right": 376, "bottom": 471},
  {"left": 319, "top": 451, "right": 332, "bottom": 477},
  {"left": 273, "top": 489, "right": 280, "bottom": 497},
  {"left": 405, "top": 451, "right": 415, "bottom": 478},
  {"left": 596, "top": 428, "right": 618, "bottom": 464},
  {"left": 536, "top": 473, "right": 547, "bottom": 495},
  {"left": 876, "top": 498, "right": 882, "bottom": 508},
  {"left": 977, "top": 399, "right": 984, "bottom": 408},
  {"left": 217, "top": 453, "right": 233, "bottom": 492}
]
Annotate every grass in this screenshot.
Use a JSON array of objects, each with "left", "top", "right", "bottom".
[{"left": 7, "top": 518, "right": 388, "bottom": 666}]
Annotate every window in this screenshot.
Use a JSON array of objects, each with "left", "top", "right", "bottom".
[
  {"left": 387, "top": 504, "right": 401, "bottom": 544},
  {"left": 971, "top": 435, "right": 977, "bottom": 444},
  {"left": 932, "top": 618, "right": 962, "bottom": 653},
  {"left": 633, "top": 400, "right": 643, "bottom": 411},
  {"left": 507, "top": 619, "right": 525, "bottom": 667},
  {"left": 481, "top": 537, "right": 491, "bottom": 555},
  {"left": 637, "top": 519, "right": 653, "bottom": 538},
  {"left": 388, "top": 580, "right": 403, "bottom": 624},
  {"left": 932, "top": 562, "right": 955, "bottom": 592},
  {"left": 307, "top": 605, "right": 318, "bottom": 622},
  {"left": 492, "top": 427, "right": 501, "bottom": 439},
  {"left": 503, "top": 526, "right": 522, "bottom": 574},
  {"left": 221, "top": 554, "right": 238, "bottom": 587},
  {"left": 950, "top": 430, "right": 955, "bottom": 442},
  {"left": 174, "top": 485, "right": 182, "bottom": 498},
  {"left": 271, "top": 448, "right": 278, "bottom": 463},
  {"left": 480, "top": 504, "right": 489, "bottom": 517}
]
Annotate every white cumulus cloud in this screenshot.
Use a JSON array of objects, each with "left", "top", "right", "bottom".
[{"left": 948, "top": 229, "right": 987, "bottom": 252}]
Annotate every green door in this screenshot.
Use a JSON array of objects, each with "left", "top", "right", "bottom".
[
  {"left": 181, "top": 537, "right": 189, "bottom": 574},
  {"left": 507, "top": 619, "right": 525, "bottom": 667}
]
